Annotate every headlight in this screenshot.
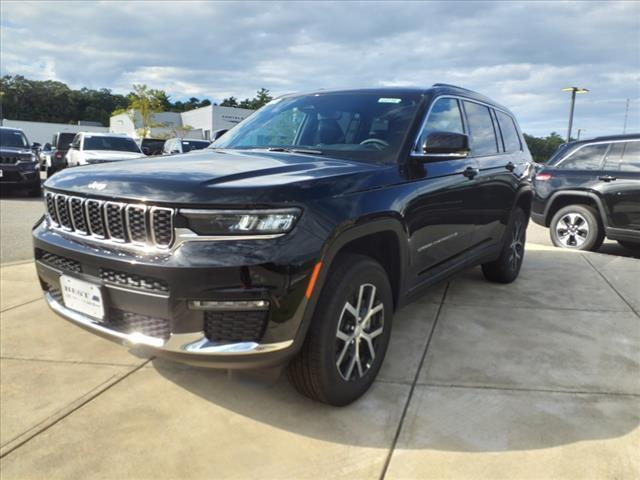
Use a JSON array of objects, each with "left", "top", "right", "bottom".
[
  {"left": 18, "top": 153, "right": 38, "bottom": 165},
  {"left": 180, "top": 208, "right": 301, "bottom": 235}
]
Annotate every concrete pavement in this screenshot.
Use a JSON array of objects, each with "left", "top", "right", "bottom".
[{"left": 0, "top": 243, "right": 639, "bottom": 479}]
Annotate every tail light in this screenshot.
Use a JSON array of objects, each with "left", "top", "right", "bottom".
[
  {"left": 535, "top": 173, "right": 553, "bottom": 181},
  {"left": 54, "top": 151, "right": 63, "bottom": 159}
]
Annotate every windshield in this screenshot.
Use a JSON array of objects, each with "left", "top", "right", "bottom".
[
  {"left": 211, "top": 92, "right": 423, "bottom": 163},
  {"left": 83, "top": 136, "right": 140, "bottom": 152},
  {"left": 0, "top": 129, "right": 29, "bottom": 149}
]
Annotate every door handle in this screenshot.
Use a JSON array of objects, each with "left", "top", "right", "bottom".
[
  {"left": 463, "top": 167, "right": 479, "bottom": 179},
  {"left": 599, "top": 175, "right": 617, "bottom": 182},
  {"left": 506, "top": 161, "right": 515, "bottom": 172}
]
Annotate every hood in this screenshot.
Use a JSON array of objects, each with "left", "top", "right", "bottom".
[
  {"left": 83, "top": 150, "right": 144, "bottom": 161},
  {"left": 0, "top": 146, "right": 33, "bottom": 157},
  {"left": 44, "top": 149, "right": 397, "bottom": 205}
]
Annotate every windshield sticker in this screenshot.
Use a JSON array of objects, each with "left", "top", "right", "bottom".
[{"left": 378, "top": 97, "right": 402, "bottom": 104}]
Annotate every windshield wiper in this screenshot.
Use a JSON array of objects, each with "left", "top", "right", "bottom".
[{"left": 266, "top": 147, "right": 323, "bottom": 155}]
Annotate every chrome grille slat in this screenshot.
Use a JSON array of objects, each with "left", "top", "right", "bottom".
[
  {"left": 125, "top": 204, "right": 148, "bottom": 245},
  {"left": 69, "top": 196, "right": 88, "bottom": 234},
  {"left": 105, "top": 202, "right": 126, "bottom": 242},
  {"left": 43, "top": 191, "right": 174, "bottom": 249}
]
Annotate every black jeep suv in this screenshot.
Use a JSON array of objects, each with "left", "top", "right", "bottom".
[
  {"left": 532, "top": 134, "right": 640, "bottom": 251},
  {"left": 34, "top": 85, "right": 533, "bottom": 405},
  {"left": 1, "top": 127, "right": 42, "bottom": 196}
]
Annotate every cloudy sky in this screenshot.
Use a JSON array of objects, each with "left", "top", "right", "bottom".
[{"left": 1, "top": 0, "right": 639, "bottom": 136}]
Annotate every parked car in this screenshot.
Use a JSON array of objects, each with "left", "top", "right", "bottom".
[
  {"left": 44, "top": 132, "right": 77, "bottom": 176},
  {"left": 162, "top": 138, "right": 210, "bottom": 155},
  {"left": 66, "top": 133, "right": 143, "bottom": 166},
  {"left": 0, "top": 127, "right": 41, "bottom": 196},
  {"left": 139, "top": 138, "right": 166, "bottom": 156},
  {"left": 34, "top": 84, "right": 533, "bottom": 405},
  {"left": 532, "top": 134, "right": 640, "bottom": 251}
]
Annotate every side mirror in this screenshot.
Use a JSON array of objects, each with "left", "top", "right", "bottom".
[
  {"left": 142, "top": 147, "right": 150, "bottom": 155},
  {"left": 170, "top": 149, "right": 181, "bottom": 155},
  {"left": 212, "top": 129, "right": 228, "bottom": 141},
  {"left": 419, "top": 131, "right": 470, "bottom": 161},
  {"left": 68, "top": 143, "right": 75, "bottom": 149}
]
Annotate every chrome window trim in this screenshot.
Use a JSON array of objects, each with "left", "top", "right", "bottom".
[
  {"left": 68, "top": 196, "right": 89, "bottom": 235},
  {"left": 150, "top": 206, "right": 174, "bottom": 248},
  {"left": 104, "top": 201, "right": 127, "bottom": 243},
  {"left": 410, "top": 94, "right": 521, "bottom": 158},
  {"left": 125, "top": 203, "right": 148, "bottom": 246},
  {"left": 85, "top": 199, "right": 107, "bottom": 239},
  {"left": 556, "top": 138, "right": 640, "bottom": 168}
]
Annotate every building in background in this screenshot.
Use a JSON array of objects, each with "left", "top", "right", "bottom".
[
  {"left": 109, "top": 105, "right": 254, "bottom": 140},
  {"left": 180, "top": 105, "right": 253, "bottom": 140},
  {"left": 0, "top": 119, "right": 109, "bottom": 146}
]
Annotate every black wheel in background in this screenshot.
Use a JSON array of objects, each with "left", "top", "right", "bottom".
[
  {"left": 549, "top": 204, "right": 604, "bottom": 251},
  {"left": 482, "top": 207, "right": 527, "bottom": 284}
]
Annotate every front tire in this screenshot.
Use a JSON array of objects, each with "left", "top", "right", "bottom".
[
  {"left": 482, "top": 207, "right": 527, "bottom": 283},
  {"left": 287, "top": 253, "right": 393, "bottom": 406},
  {"left": 549, "top": 204, "right": 604, "bottom": 251}
]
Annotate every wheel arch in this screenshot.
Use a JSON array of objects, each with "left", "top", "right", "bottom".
[
  {"left": 316, "top": 217, "right": 409, "bottom": 312},
  {"left": 543, "top": 190, "right": 608, "bottom": 228}
]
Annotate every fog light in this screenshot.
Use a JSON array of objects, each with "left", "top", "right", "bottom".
[{"left": 188, "top": 300, "right": 270, "bottom": 311}]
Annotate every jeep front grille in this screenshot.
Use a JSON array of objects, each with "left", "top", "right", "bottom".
[{"left": 44, "top": 191, "right": 174, "bottom": 249}]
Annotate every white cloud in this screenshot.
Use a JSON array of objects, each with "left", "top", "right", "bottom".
[{"left": 1, "top": 0, "right": 639, "bottom": 136}]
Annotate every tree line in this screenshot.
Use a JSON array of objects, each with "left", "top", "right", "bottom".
[
  {"left": 0, "top": 75, "right": 272, "bottom": 127},
  {"left": 1, "top": 75, "right": 567, "bottom": 162}
]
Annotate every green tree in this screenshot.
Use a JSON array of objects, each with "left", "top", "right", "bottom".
[
  {"left": 523, "top": 132, "right": 568, "bottom": 163},
  {"left": 122, "top": 84, "right": 167, "bottom": 138}
]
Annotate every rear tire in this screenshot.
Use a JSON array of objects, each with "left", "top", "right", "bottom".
[
  {"left": 287, "top": 253, "right": 393, "bottom": 406},
  {"left": 482, "top": 208, "right": 527, "bottom": 283},
  {"left": 549, "top": 204, "right": 604, "bottom": 251}
]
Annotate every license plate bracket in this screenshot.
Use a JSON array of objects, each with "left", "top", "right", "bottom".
[{"left": 60, "top": 275, "right": 105, "bottom": 320}]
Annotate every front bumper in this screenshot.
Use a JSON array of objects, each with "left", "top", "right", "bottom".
[
  {"left": 33, "top": 217, "right": 324, "bottom": 369},
  {"left": 0, "top": 164, "right": 40, "bottom": 187}
]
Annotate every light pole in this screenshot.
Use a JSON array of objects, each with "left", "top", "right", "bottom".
[
  {"left": 577, "top": 128, "right": 585, "bottom": 141},
  {"left": 562, "top": 87, "right": 588, "bottom": 142}
]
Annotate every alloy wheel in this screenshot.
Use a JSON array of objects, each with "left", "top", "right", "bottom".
[
  {"left": 509, "top": 218, "right": 525, "bottom": 270},
  {"left": 335, "top": 283, "right": 384, "bottom": 381},
  {"left": 556, "top": 212, "right": 589, "bottom": 248}
]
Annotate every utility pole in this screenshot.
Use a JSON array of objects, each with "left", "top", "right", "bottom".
[
  {"left": 623, "top": 98, "right": 630, "bottom": 134},
  {"left": 577, "top": 129, "right": 585, "bottom": 141},
  {"left": 562, "top": 87, "right": 589, "bottom": 142}
]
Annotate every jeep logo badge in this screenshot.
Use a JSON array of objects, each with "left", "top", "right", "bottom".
[{"left": 88, "top": 181, "right": 107, "bottom": 191}]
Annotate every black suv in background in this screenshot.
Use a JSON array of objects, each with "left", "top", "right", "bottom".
[
  {"left": 0, "top": 127, "right": 41, "bottom": 196},
  {"left": 532, "top": 134, "right": 640, "bottom": 251},
  {"left": 34, "top": 85, "right": 532, "bottom": 405}
]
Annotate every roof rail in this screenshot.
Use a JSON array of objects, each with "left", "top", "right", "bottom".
[{"left": 432, "top": 83, "right": 476, "bottom": 92}]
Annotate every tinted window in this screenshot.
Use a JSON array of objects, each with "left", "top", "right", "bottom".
[
  {"left": 463, "top": 101, "right": 498, "bottom": 156},
  {"left": 559, "top": 143, "right": 608, "bottom": 170},
  {"left": 496, "top": 111, "right": 521, "bottom": 152},
  {"left": 621, "top": 141, "right": 640, "bottom": 172},
  {"left": 419, "top": 98, "right": 464, "bottom": 145},
  {"left": 56, "top": 132, "right": 76, "bottom": 149},
  {"left": 83, "top": 136, "right": 140, "bottom": 152}
]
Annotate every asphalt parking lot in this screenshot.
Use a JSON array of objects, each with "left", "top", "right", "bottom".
[{"left": 0, "top": 193, "right": 639, "bottom": 479}]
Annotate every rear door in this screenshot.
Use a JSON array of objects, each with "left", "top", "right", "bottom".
[
  {"left": 600, "top": 140, "right": 640, "bottom": 231},
  {"left": 461, "top": 101, "right": 519, "bottom": 246}
]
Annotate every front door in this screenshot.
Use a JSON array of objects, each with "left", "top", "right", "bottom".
[{"left": 405, "top": 97, "right": 483, "bottom": 278}]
